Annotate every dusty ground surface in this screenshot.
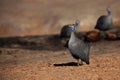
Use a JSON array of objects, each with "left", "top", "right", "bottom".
[
  {"left": 0, "top": 35, "right": 120, "bottom": 80},
  {"left": 0, "top": 0, "right": 120, "bottom": 80}
]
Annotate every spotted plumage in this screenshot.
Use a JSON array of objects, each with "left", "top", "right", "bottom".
[
  {"left": 68, "top": 25, "right": 90, "bottom": 65},
  {"left": 95, "top": 8, "right": 113, "bottom": 31}
]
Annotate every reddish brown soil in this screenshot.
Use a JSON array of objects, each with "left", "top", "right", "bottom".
[
  {"left": 0, "top": 35, "right": 120, "bottom": 80},
  {"left": 0, "top": 0, "right": 120, "bottom": 80}
]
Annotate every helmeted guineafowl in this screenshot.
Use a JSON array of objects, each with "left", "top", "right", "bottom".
[
  {"left": 60, "top": 20, "right": 80, "bottom": 39},
  {"left": 95, "top": 8, "right": 113, "bottom": 31},
  {"left": 68, "top": 24, "right": 90, "bottom": 65}
]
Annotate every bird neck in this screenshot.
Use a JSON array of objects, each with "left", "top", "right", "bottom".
[
  {"left": 75, "top": 23, "right": 79, "bottom": 26},
  {"left": 108, "top": 11, "right": 111, "bottom": 15},
  {"left": 74, "top": 25, "right": 78, "bottom": 32},
  {"left": 70, "top": 31, "right": 76, "bottom": 42},
  {"left": 75, "top": 22, "right": 79, "bottom": 31},
  {"left": 107, "top": 13, "right": 112, "bottom": 20}
]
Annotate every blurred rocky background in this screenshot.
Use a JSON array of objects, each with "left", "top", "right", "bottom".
[{"left": 0, "top": 0, "right": 120, "bottom": 37}]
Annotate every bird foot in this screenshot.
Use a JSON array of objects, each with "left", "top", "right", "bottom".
[{"left": 77, "top": 60, "right": 83, "bottom": 66}]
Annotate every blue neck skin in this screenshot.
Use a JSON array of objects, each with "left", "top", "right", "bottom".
[
  {"left": 71, "top": 26, "right": 75, "bottom": 32},
  {"left": 108, "top": 11, "right": 111, "bottom": 15}
]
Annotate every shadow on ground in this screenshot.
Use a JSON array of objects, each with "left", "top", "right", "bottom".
[
  {"left": 0, "top": 34, "right": 65, "bottom": 51},
  {"left": 0, "top": 32, "right": 86, "bottom": 51},
  {"left": 0, "top": 31, "right": 120, "bottom": 52},
  {"left": 54, "top": 62, "right": 81, "bottom": 66}
]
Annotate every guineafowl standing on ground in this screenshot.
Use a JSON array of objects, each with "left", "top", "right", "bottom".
[
  {"left": 95, "top": 8, "right": 113, "bottom": 31},
  {"left": 68, "top": 24, "right": 90, "bottom": 65},
  {"left": 60, "top": 20, "right": 80, "bottom": 39}
]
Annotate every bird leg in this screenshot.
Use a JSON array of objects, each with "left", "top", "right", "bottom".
[
  {"left": 77, "top": 59, "right": 83, "bottom": 66},
  {"left": 80, "top": 60, "right": 83, "bottom": 65},
  {"left": 77, "top": 59, "right": 80, "bottom": 66}
]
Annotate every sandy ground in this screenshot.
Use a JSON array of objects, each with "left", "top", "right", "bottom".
[
  {"left": 0, "top": 0, "right": 120, "bottom": 80},
  {"left": 0, "top": 35, "right": 120, "bottom": 80}
]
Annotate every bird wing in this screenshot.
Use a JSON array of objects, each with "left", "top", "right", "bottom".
[
  {"left": 69, "top": 38, "right": 90, "bottom": 60},
  {"left": 95, "top": 15, "right": 107, "bottom": 29}
]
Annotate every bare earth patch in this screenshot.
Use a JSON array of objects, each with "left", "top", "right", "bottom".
[{"left": 0, "top": 35, "right": 120, "bottom": 80}]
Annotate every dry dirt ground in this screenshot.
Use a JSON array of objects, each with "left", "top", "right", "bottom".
[
  {"left": 0, "top": 0, "right": 120, "bottom": 80},
  {"left": 0, "top": 35, "right": 120, "bottom": 80}
]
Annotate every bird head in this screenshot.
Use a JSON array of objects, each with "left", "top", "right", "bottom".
[
  {"left": 70, "top": 25, "right": 75, "bottom": 31},
  {"left": 107, "top": 7, "right": 111, "bottom": 15}
]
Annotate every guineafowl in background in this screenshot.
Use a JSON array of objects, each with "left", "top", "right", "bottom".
[
  {"left": 60, "top": 20, "right": 80, "bottom": 39},
  {"left": 68, "top": 24, "right": 90, "bottom": 65},
  {"left": 60, "top": 20, "right": 80, "bottom": 48},
  {"left": 95, "top": 8, "right": 113, "bottom": 31}
]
